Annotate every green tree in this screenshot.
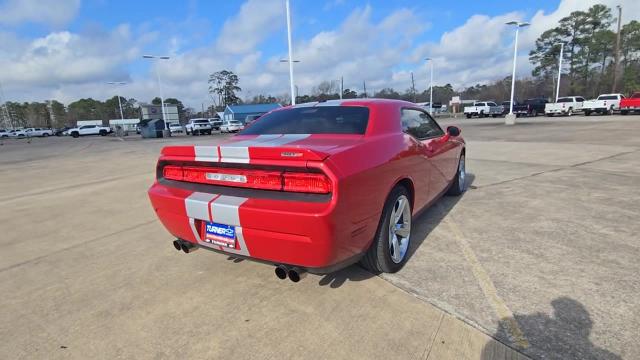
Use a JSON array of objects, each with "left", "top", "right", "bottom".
[{"left": 208, "top": 70, "right": 242, "bottom": 109}]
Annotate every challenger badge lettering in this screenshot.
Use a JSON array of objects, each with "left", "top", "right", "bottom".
[
  {"left": 206, "top": 173, "right": 247, "bottom": 183},
  {"left": 281, "top": 152, "right": 303, "bottom": 157}
]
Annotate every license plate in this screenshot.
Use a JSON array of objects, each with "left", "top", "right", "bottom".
[{"left": 205, "top": 222, "right": 236, "bottom": 248}]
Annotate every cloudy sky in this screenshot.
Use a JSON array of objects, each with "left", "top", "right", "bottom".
[{"left": 0, "top": 0, "right": 638, "bottom": 108}]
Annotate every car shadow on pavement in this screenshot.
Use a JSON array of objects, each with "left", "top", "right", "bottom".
[
  {"left": 480, "top": 297, "right": 621, "bottom": 360},
  {"left": 404, "top": 172, "right": 476, "bottom": 264},
  {"left": 318, "top": 265, "right": 375, "bottom": 288}
]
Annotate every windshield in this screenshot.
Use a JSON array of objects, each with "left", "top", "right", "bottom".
[{"left": 240, "top": 106, "right": 369, "bottom": 135}]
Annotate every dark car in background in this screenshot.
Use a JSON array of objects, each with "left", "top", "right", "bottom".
[
  {"left": 513, "top": 98, "right": 548, "bottom": 117},
  {"left": 501, "top": 101, "right": 518, "bottom": 115}
]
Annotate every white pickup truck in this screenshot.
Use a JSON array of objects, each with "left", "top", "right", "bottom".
[
  {"left": 582, "top": 94, "right": 625, "bottom": 116},
  {"left": 67, "top": 124, "right": 112, "bottom": 138},
  {"left": 545, "top": 96, "right": 585, "bottom": 116},
  {"left": 24, "top": 127, "right": 54, "bottom": 137},
  {"left": 464, "top": 102, "right": 503, "bottom": 118}
]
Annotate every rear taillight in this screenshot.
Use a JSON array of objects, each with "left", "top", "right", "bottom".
[
  {"left": 161, "top": 165, "right": 331, "bottom": 194},
  {"left": 283, "top": 173, "right": 332, "bottom": 193}
]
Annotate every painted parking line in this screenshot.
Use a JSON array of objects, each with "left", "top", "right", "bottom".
[{"left": 444, "top": 214, "right": 530, "bottom": 349}]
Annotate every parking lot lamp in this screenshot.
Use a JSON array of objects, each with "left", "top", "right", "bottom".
[
  {"left": 142, "top": 55, "right": 170, "bottom": 122},
  {"left": 285, "top": 0, "right": 296, "bottom": 105},
  {"left": 425, "top": 58, "right": 433, "bottom": 115},
  {"left": 555, "top": 43, "right": 564, "bottom": 102},
  {"left": 107, "top": 82, "right": 127, "bottom": 120},
  {"left": 505, "top": 21, "right": 530, "bottom": 125}
]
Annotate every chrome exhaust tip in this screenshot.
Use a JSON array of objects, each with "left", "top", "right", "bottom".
[
  {"left": 287, "top": 267, "right": 307, "bottom": 283},
  {"left": 275, "top": 265, "right": 288, "bottom": 280}
]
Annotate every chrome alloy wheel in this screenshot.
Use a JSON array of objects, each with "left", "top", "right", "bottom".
[
  {"left": 388, "top": 195, "right": 411, "bottom": 264},
  {"left": 459, "top": 155, "right": 466, "bottom": 191}
]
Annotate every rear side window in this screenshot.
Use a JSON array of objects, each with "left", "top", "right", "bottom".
[
  {"left": 557, "top": 98, "right": 572, "bottom": 103},
  {"left": 401, "top": 109, "right": 444, "bottom": 140},
  {"left": 598, "top": 95, "right": 618, "bottom": 100},
  {"left": 240, "top": 106, "right": 369, "bottom": 135}
]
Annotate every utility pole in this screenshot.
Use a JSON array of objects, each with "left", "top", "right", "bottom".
[
  {"left": 410, "top": 72, "right": 416, "bottom": 102},
  {"left": 612, "top": 5, "right": 622, "bottom": 93},
  {"left": 340, "top": 76, "right": 343, "bottom": 99},
  {"left": 363, "top": 81, "right": 367, "bottom": 98},
  {"left": 555, "top": 43, "right": 564, "bottom": 102}
]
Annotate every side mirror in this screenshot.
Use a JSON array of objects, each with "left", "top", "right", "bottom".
[{"left": 447, "top": 126, "right": 461, "bottom": 137}]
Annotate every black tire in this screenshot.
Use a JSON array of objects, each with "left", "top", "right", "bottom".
[
  {"left": 546, "top": 113, "right": 553, "bottom": 117},
  {"left": 465, "top": 113, "right": 472, "bottom": 119},
  {"left": 99, "top": 130, "right": 107, "bottom": 136},
  {"left": 567, "top": 108, "right": 573, "bottom": 117},
  {"left": 43, "top": 133, "right": 49, "bottom": 137},
  {"left": 360, "top": 186, "right": 412, "bottom": 273},
  {"left": 479, "top": 111, "right": 485, "bottom": 118},
  {"left": 492, "top": 114, "right": 498, "bottom": 118},
  {"left": 608, "top": 107, "right": 614, "bottom": 115},
  {"left": 192, "top": 130, "right": 197, "bottom": 136},
  {"left": 206, "top": 130, "right": 212, "bottom": 135},
  {"left": 447, "top": 153, "right": 466, "bottom": 196},
  {"left": 621, "top": 110, "right": 629, "bottom": 115},
  {"left": 532, "top": 110, "right": 538, "bottom": 117},
  {"left": 71, "top": 132, "right": 79, "bottom": 138},
  {"left": 584, "top": 110, "right": 591, "bottom": 116}
]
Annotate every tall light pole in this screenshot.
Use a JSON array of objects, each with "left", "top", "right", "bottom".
[
  {"left": 142, "top": 55, "right": 170, "bottom": 121},
  {"left": 285, "top": 0, "right": 296, "bottom": 105},
  {"left": 555, "top": 43, "right": 564, "bottom": 102},
  {"left": 505, "top": 21, "right": 530, "bottom": 125},
  {"left": 107, "top": 82, "right": 127, "bottom": 119},
  {"left": 612, "top": 5, "right": 622, "bottom": 93},
  {"left": 280, "top": 59, "right": 300, "bottom": 104},
  {"left": 425, "top": 58, "right": 434, "bottom": 115}
]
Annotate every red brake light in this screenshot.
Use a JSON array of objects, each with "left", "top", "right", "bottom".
[
  {"left": 163, "top": 165, "right": 183, "bottom": 181},
  {"left": 161, "top": 165, "right": 330, "bottom": 193},
  {"left": 283, "top": 173, "right": 332, "bottom": 194}
]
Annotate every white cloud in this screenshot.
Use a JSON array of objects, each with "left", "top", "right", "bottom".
[
  {"left": 0, "top": 0, "right": 80, "bottom": 27},
  {"left": 3, "top": 0, "right": 640, "bottom": 109},
  {"left": 0, "top": 25, "right": 139, "bottom": 88},
  {"left": 215, "top": 0, "right": 284, "bottom": 55}
]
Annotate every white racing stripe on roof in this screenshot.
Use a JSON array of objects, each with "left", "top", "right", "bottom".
[
  {"left": 194, "top": 146, "right": 219, "bottom": 162},
  {"left": 250, "top": 133, "right": 310, "bottom": 147}
]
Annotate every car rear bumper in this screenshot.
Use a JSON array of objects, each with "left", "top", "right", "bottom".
[{"left": 148, "top": 181, "right": 367, "bottom": 273}]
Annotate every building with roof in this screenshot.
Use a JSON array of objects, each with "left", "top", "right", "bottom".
[
  {"left": 223, "top": 103, "right": 282, "bottom": 123},
  {"left": 139, "top": 103, "right": 179, "bottom": 123}
]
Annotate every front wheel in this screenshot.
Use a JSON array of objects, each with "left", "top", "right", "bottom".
[
  {"left": 584, "top": 110, "right": 591, "bottom": 116},
  {"left": 43, "top": 133, "right": 49, "bottom": 137},
  {"left": 447, "top": 153, "right": 466, "bottom": 196},
  {"left": 71, "top": 132, "right": 79, "bottom": 138},
  {"left": 361, "top": 186, "right": 412, "bottom": 273},
  {"left": 465, "top": 113, "right": 472, "bottom": 119}
]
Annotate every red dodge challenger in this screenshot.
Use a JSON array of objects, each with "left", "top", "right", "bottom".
[{"left": 148, "top": 99, "right": 466, "bottom": 281}]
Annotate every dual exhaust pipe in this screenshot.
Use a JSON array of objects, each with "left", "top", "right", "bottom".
[
  {"left": 173, "top": 239, "right": 199, "bottom": 254},
  {"left": 275, "top": 265, "right": 307, "bottom": 283},
  {"left": 172, "top": 240, "right": 306, "bottom": 282}
]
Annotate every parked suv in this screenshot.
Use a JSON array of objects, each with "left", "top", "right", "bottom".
[
  {"left": 208, "top": 118, "right": 223, "bottom": 130},
  {"left": 185, "top": 119, "right": 213, "bottom": 135}
]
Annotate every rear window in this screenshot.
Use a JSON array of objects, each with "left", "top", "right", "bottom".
[
  {"left": 557, "top": 97, "right": 573, "bottom": 103},
  {"left": 240, "top": 106, "right": 369, "bottom": 135},
  {"left": 194, "top": 120, "right": 209, "bottom": 124},
  {"left": 598, "top": 95, "right": 618, "bottom": 100}
]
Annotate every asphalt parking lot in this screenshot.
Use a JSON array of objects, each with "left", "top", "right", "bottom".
[{"left": 1, "top": 114, "right": 638, "bottom": 359}]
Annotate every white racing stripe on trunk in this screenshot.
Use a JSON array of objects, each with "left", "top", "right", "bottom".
[
  {"left": 194, "top": 146, "right": 219, "bottom": 162},
  {"left": 210, "top": 195, "right": 250, "bottom": 256},
  {"left": 218, "top": 134, "right": 310, "bottom": 163}
]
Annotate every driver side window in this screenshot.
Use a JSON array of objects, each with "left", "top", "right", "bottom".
[{"left": 401, "top": 109, "right": 444, "bottom": 140}]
